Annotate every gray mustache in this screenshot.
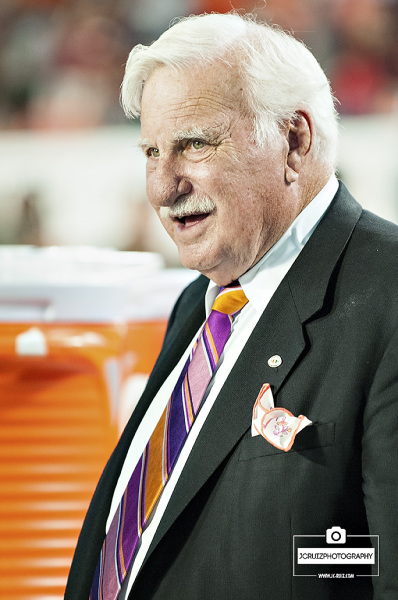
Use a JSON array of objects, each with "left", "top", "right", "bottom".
[{"left": 159, "top": 195, "right": 215, "bottom": 219}]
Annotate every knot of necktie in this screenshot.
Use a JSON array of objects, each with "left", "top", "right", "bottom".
[{"left": 212, "top": 282, "right": 249, "bottom": 317}]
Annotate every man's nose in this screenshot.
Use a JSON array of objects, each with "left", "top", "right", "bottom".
[{"left": 150, "top": 159, "right": 193, "bottom": 207}]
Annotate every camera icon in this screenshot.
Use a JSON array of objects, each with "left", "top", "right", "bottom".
[{"left": 326, "top": 526, "right": 346, "bottom": 544}]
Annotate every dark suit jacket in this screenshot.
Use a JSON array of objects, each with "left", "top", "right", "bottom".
[{"left": 65, "top": 183, "right": 398, "bottom": 600}]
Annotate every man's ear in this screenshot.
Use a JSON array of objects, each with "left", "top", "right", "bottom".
[{"left": 285, "top": 112, "right": 312, "bottom": 184}]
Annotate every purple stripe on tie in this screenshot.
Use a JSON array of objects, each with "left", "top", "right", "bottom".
[
  {"left": 117, "top": 457, "right": 143, "bottom": 581},
  {"left": 206, "top": 311, "right": 232, "bottom": 360},
  {"left": 167, "top": 387, "right": 189, "bottom": 471},
  {"left": 140, "top": 444, "right": 149, "bottom": 530},
  {"left": 162, "top": 400, "right": 171, "bottom": 484}
]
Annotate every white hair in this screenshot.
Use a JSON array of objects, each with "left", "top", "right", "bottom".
[{"left": 121, "top": 13, "right": 339, "bottom": 169}]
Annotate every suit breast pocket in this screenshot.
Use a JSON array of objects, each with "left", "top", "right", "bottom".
[{"left": 238, "top": 422, "right": 336, "bottom": 462}]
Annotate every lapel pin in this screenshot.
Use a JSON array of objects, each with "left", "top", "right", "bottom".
[{"left": 268, "top": 355, "right": 282, "bottom": 368}]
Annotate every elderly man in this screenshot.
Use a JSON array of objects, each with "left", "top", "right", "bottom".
[{"left": 65, "top": 13, "right": 398, "bottom": 600}]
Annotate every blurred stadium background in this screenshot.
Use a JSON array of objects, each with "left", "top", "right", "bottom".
[{"left": 0, "top": 1, "right": 397, "bottom": 599}]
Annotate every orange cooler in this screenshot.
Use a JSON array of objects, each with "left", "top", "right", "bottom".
[{"left": 0, "top": 247, "right": 195, "bottom": 600}]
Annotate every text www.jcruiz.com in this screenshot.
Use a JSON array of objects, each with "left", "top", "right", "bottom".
[{"left": 318, "top": 573, "right": 355, "bottom": 579}]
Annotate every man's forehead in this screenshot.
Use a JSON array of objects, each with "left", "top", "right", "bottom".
[{"left": 141, "top": 62, "right": 243, "bottom": 116}]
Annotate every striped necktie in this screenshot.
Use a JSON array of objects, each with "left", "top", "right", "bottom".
[{"left": 90, "top": 283, "right": 248, "bottom": 600}]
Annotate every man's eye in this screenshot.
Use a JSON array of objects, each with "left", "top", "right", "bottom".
[
  {"left": 147, "top": 147, "right": 160, "bottom": 158},
  {"left": 191, "top": 140, "right": 205, "bottom": 150}
]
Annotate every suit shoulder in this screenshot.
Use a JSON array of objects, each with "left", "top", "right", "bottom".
[
  {"left": 357, "top": 209, "right": 398, "bottom": 240},
  {"left": 334, "top": 181, "right": 398, "bottom": 249},
  {"left": 341, "top": 210, "right": 398, "bottom": 317},
  {"left": 352, "top": 209, "right": 398, "bottom": 268}
]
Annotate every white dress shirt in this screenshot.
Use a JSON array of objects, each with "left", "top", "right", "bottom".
[{"left": 114, "top": 175, "right": 339, "bottom": 598}]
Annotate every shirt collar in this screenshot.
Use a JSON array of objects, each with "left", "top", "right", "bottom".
[{"left": 205, "top": 175, "right": 339, "bottom": 316}]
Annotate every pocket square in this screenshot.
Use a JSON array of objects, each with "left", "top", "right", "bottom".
[{"left": 251, "top": 383, "right": 312, "bottom": 452}]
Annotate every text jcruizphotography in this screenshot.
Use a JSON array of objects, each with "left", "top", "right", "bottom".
[{"left": 293, "top": 528, "right": 379, "bottom": 577}]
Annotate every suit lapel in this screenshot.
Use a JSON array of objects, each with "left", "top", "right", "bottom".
[
  {"left": 287, "top": 181, "right": 363, "bottom": 323},
  {"left": 139, "top": 182, "right": 363, "bottom": 572}
]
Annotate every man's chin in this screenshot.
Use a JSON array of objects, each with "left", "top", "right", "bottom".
[
  {"left": 178, "top": 251, "right": 215, "bottom": 279},
  {"left": 178, "top": 255, "right": 234, "bottom": 287}
]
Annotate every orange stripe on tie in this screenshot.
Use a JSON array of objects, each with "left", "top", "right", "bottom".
[
  {"left": 184, "top": 374, "right": 194, "bottom": 426},
  {"left": 143, "top": 407, "right": 167, "bottom": 521}
]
